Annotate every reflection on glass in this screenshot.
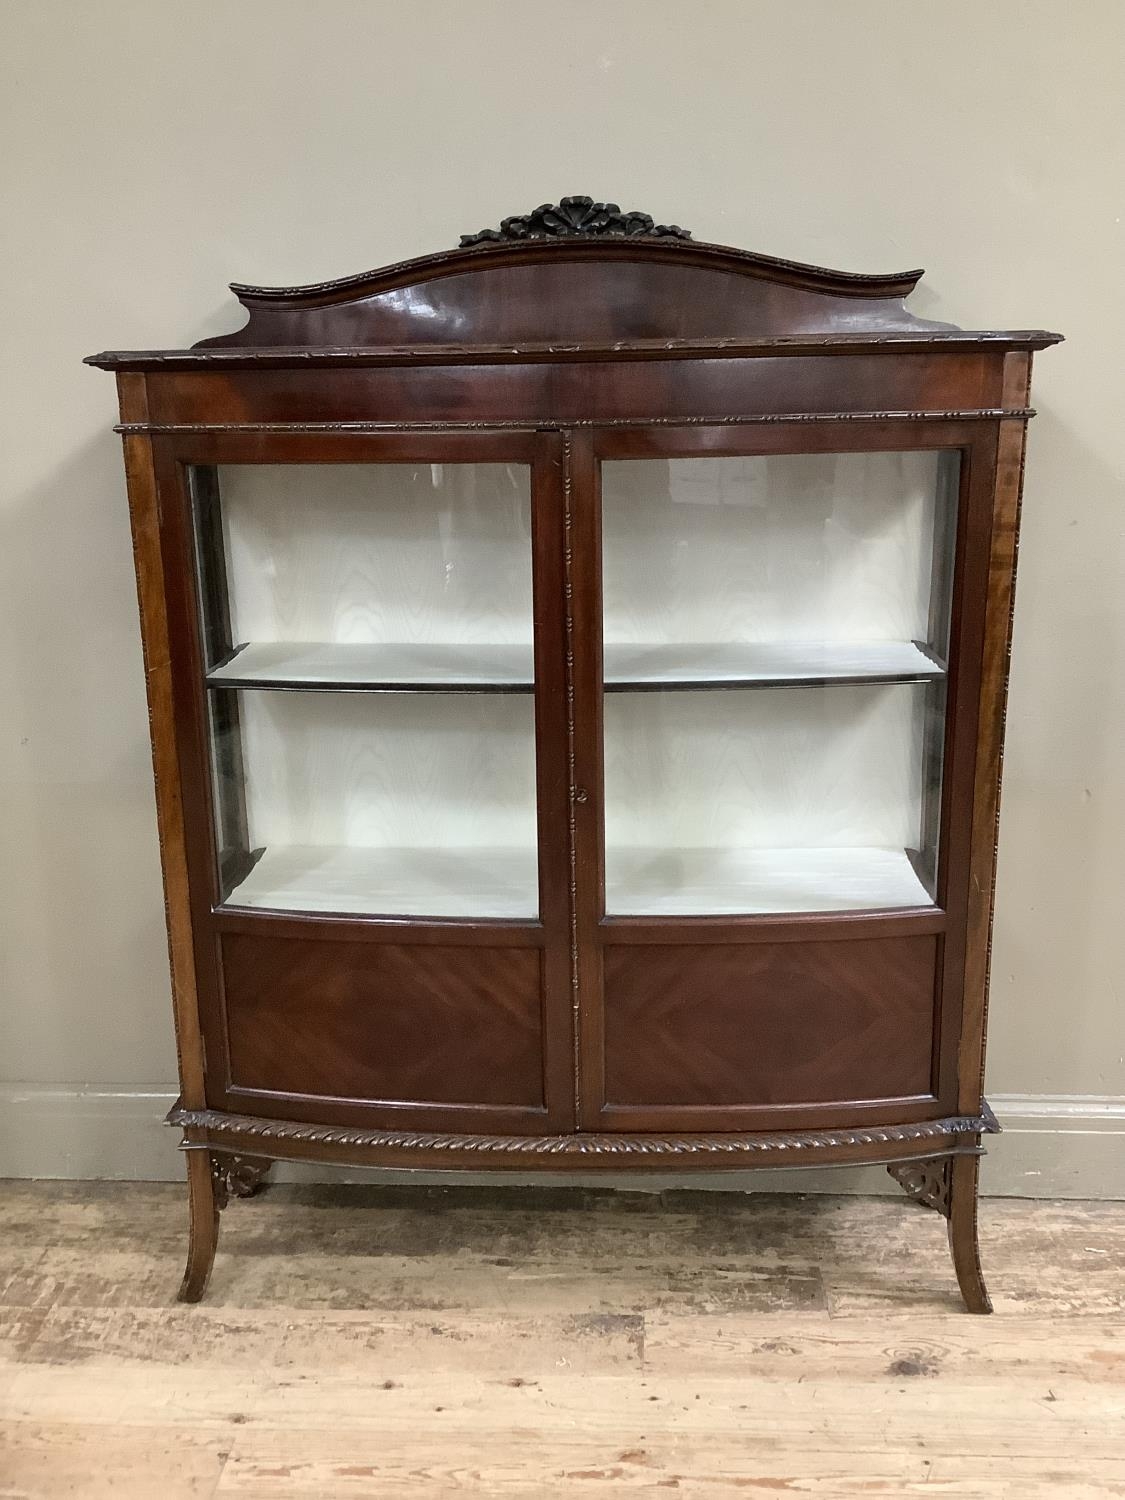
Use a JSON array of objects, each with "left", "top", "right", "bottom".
[
  {"left": 601, "top": 451, "right": 958, "bottom": 915},
  {"left": 192, "top": 463, "right": 539, "bottom": 917}
]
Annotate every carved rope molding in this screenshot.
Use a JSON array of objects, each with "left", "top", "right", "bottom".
[
  {"left": 460, "top": 196, "right": 692, "bottom": 246},
  {"left": 114, "top": 411, "right": 1037, "bottom": 438},
  {"left": 170, "top": 1107, "right": 999, "bottom": 1158},
  {"left": 561, "top": 431, "right": 582, "bottom": 1120}
]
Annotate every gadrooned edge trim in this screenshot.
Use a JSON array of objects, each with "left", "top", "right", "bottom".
[{"left": 167, "top": 1106, "right": 1000, "bottom": 1157}]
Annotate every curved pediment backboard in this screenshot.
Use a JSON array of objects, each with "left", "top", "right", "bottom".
[{"left": 193, "top": 194, "right": 956, "bottom": 351}]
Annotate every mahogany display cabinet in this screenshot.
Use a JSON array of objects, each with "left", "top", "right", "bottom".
[{"left": 88, "top": 197, "right": 1061, "bottom": 1308}]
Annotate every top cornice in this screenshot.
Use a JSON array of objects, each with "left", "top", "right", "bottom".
[
  {"left": 85, "top": 331, "right": 1064, "bottom": 373},
  {"left": 84, "top": 196, "right": 1064, "bottom": 367}
]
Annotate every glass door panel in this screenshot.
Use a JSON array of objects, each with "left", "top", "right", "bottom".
[
  {"left": 601, "top": 451, "right": 959, "bottom": 916},
  {"left": 191, "top": 462, "right": 539, "bottom": 918}
]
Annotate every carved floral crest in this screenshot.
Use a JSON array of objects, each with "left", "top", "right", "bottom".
[{"left": 460, "top": 195, "right": 691, "bottom": 247}]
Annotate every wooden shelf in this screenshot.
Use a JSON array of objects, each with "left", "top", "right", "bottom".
[
  {"left": 222, "top": 842, "right": 933, "bottom": 918},
  {"left": 207, "top": 640, "right": 945, "bottom": 694}
]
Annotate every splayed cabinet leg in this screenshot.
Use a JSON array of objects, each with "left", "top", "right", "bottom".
[
  {"left": 887, "top": 1150, "right": 991, "bottom": 1315},
  {"left": 177, "top": 1149, "right": 272, "bottom": 1302},
  {"left": 178, "top": 1148, "right": 219, "bottom": 1303},
  {"left": 948, "top": 1152, "right": 992, "bottom": 1314}
]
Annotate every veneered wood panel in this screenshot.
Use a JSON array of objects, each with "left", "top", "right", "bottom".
[
  {"left": 87, "top": 229, "right": 1058, "bottom": 373},
  {"left": 141, "top": 352, "right": 998, "bottom": 430},
  {"left": 602, "top": 937, "right": 938, "bottom": 1113},
  {"left": 221, "top": 934, "right": 545, "bottom": 1110},
  {"left": 203, "top": 244, "right": 937, "bottom": 348}
]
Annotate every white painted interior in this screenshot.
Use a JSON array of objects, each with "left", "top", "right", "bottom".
[
  {"left": 604, "top": 684, "right": 933, "bottom": 911},
  {"left": 224, "top": 691, "right": 539, "bottom": 915},
  {"left": 601, "top": 453, "right": 947, "bottom": 912},
  {"left": 215, "top": 463, "right": 540, "bottom": 914},
  {"left": 213, "top": 453, "right": 945, "bottom": 917},
  {"left": 220, "top": 463, "right": 535, "bottom": 650},
  {"left": 601, "top": 453, "right": 956, "bottom": 649}
]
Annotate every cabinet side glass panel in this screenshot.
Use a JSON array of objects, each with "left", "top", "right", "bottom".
[
  {"left": 189, "top": 463, "right": 539, "bottom": 918},
  {"left": 600, "top": 451, "right": 959, "bottom": 916}
]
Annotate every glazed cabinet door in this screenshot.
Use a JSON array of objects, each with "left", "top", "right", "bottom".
[
  {"left": 573, "top": 424, "right": 988, "bottom": 1131},
  {"left": 158, "top": 432, "right": 573, "bottom": 1134}
]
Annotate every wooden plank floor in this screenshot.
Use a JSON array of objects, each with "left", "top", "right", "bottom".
[{"left": 1, "top": 1181, "right": 1123, "bottom": 1498}]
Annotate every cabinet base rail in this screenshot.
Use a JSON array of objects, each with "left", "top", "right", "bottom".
[{"left": 169, "top": 1102, "right": 1000, "bottom": 1311}]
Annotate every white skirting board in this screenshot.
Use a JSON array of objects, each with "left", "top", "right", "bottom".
[{"left": 0, "top": 1086, "right": 1122, "bottom": 1198}]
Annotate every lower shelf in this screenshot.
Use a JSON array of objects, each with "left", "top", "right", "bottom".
[
  {"left": 227, "top": 844, "right": 540, "bottom": 918},
  {"left": 606, "top": 846, "right": 933, "bottom": 916},
  {"left": 223, "top": 843, "right": 933, "bottom": 917}
]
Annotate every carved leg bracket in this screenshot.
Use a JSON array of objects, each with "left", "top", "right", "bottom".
[
  {"left": 210, "top": 1152, "right": 273, "bottom": 1210},
  {"left": 886, "top": 1155, "right": 952, "bottom": 1218},
  {"left": 888, "top": 1151, "right": 991, "bottom": 1314}
]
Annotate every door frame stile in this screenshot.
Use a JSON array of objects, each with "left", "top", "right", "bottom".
[
  {"left": 531, "top": 427, "right": 581, "bottom": 1127},
  {"left": 563, "top": 428, "right": 608, "bottom": 1129}
]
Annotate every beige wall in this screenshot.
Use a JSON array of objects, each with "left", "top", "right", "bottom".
[{"left": 1, "top": 0, "right": 1121, "bottom": 1188}]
